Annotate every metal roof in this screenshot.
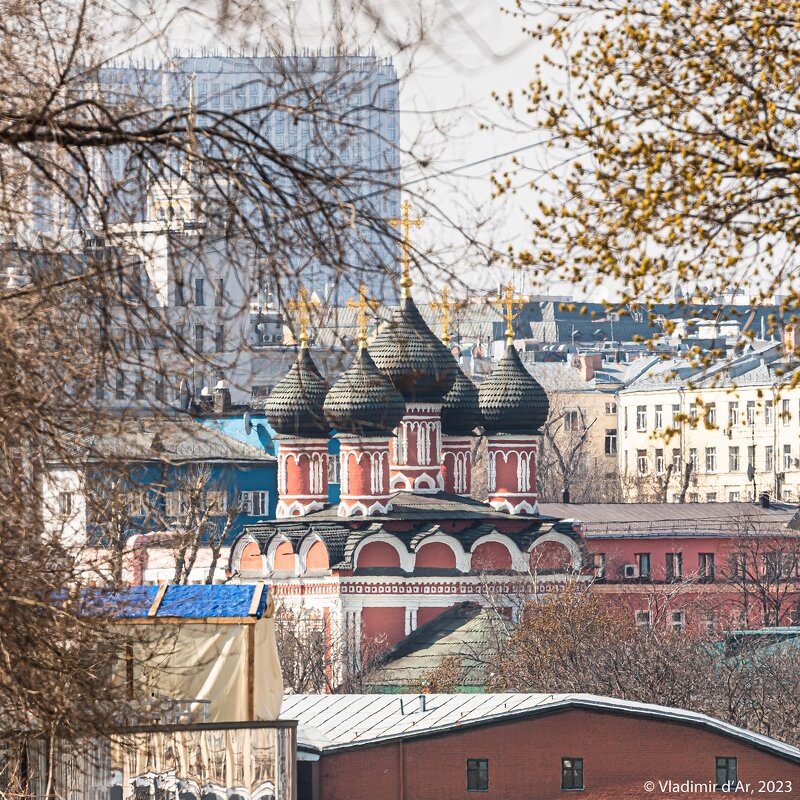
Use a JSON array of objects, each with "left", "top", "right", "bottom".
[
  {"left": 538, "top": 502, "right": 797, "bottom": 537},
  {"left": 281, "top": 692, "right": 800, "bottom": 762}
]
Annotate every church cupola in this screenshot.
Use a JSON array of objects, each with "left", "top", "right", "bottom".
[
  {"left": 369, "top": 204, "right": 458, "bottom": 493},
  {"left": 478, "top": 285, "right": 549, "bottom": 515},
  {"left": 324, "top": 289, "right": 406, "bottom": 517},
  {"left": 440, "top": 367, "right": 482, "bottom": 496},
  {"left": 264, "top": 290, "right": 329, "bottom": 517}
]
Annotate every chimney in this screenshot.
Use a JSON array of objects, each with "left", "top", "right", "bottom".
[
  {"left": 213, "top": 380, "right": 232, "bottom": 413},
  {"left": 578, "top": 355, "right": 595, "bottom": 382},
  {"left": 760, "top": 491, "right": 770, "bottom": 509}
]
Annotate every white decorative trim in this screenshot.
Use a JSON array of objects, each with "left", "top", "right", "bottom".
[
  {"left": 298, "top": 534, "right": 331, "bottom": 574},
  {"left": 470, "top": 531, "right": 528, "bottom": 572},
  {"left": 390, "top": 472, "right": 412, "bottom": 491},
  {"left": 352, "top": 532, "right": 414, "bottom": 572},
  {"left": 413, "top": 473, "right": 439, "bottom": 493},
  {"left": 528, "top": 531, "right": 583, "bottom": 571},
  {"left": 414, "top": 533, "right": 471, "bottom": 572},
  {"left": 230, "top": 533, "right": 263, "bottom": 573},
  {"left": 277, "top": 498, "right": 326, "bottom": 518},
  {"left": 266, "top": 534, "right": 297, "bottom": 574},
  {"left": 488, "top": 497, "right": 539, "bottom": 517},
  {"left": 337, "top": 499, "right": 393, "bottom": 518}
]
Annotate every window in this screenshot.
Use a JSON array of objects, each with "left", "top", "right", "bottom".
[
  {"left": 194, "top": 324, "right": 205, "bottom": 353},
  {"left": 706, "top": 403, "right": 716, "bottom": 426},
  {"left": 195, "top": 277, "right": 205, "bottom": 306},
  {"left": 728, "top": 401, "right": 739, "bottom": 427},
  {"left": 655, "top": 449, "right": 665, "bottom": 474},
  {"left": 604, "top": 429, "right": 617, "bottom": 455},
  {"left": 765, "top": 445, "right": 774, "bottom": 472},
  {"left": 215, "top": 278, "right": 224, "bottom": 306},
  {"left": 564, "top": 409, "right": 580, "bottom": 432},
  {"left": 689, "top": 401, "right": 697, "bottom": 420},
  {"left": 636, "top": 405, "right": 647, "bottom": 431},
  {"left": 605, "top": 402, "right": 617, "bottom": 415},
  {"left": 58, "top": 491, "right": 73, "bottom": 516},
  {"left": 689, "top": 492, "right": 699, "bottom": 503},
  {"left": 706, "top": 492, "right": 717, "bottom": 502},
  {"left": 766, "top": 399, "right": 774, "bottom": 424},
  {"left": 715, "top": 757, "right": 737, "bottom": 792},
  {"left": 670, "top": 610, "right": 685, "bottom": 630},
  {"left": 747, "top": 444, "right": 756, "bottom": 471},
  {"left": 636, "top": 552, "right": 651, "bottom": 579},
  {"left": 764, "top": 551, "right": 786, "bottom": 581},
  {"left": 115, "top": 369, "right": 124, "bottom": 400},
  {"left": 672, "top": 448, "right": 681, "bottom": 473},
  {"left": 328, "top": 455, "right": 341, "bottom": 484},
  {"left": 561, "top": 758, "right": 583, "bottom": 791},
  {"left": 689, "top": 448, "right": 698, "bottom": 470},
  {"left": 637, "top": 449, "right": 648, "bottom": 475},
  {"left": 672, "top": 403, "right": 680, "bottom": 425},
  {"left": 728, "top": 446, "right": 740, "bottom": 472},
  {"left": 135, "top": 377, "right": 145, "bottom": 400},
  {"left": 705, "top": 446, "right": 717, "bottom": 473},
  {"left": 699, "top": 553, "right": 715, "bottom": 582},
  {"left": 701, "top": 610, "right": 717, "bottom": 632},
  {"left": 783, "top": 398, "right": 791, "bottom": 424},
  {"left": 593, "top": 553, "right": 606, "bottom": 579},
  {"left": 215, "top": 325, "right": 225, "bottom": 353},
  {"left": 729, "top": 491, "right": 740, "bottom": 502},
  {"left": 784, "top": 444, "right": 792, "bottom": 471},
  {"left": 747, "top": 400, "right": 756, "bottom": 425},
  {"left": 95, "top": 375, "right": 105, "bottom": 400},
  {"left": 466, "top": 759, "right": 488, "bottom": 791},
  {"left": 255, "top": 490, "right": 269, "bottom": 516},
  {"left": 165, "top": 491, "right": 184, "bottom": 518},
  {"left": 666, "top": 552, "right": 683, "bottom": 581},
  {"left": 655, "top": 404, "right": 663, "bottom": 429},
  {"left": 175, "top": 277, "right": 185, "bottom": 306},
  {"left": 635, "top": 610, "right": 652, "bottom": 628}
]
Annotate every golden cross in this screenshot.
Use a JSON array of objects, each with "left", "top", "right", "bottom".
[
  {"left": 389, "top": 200, "right": 424, "bottom": 298},
  {"left": 287, "top": 286, "right": 319, "bottom": 347},
  {"left": 494, "top": 282, "right": 525, "bottom": 346},
  {"left": 431, "top": 286, "right": 457, "bottom": 347},
  {"left": 346, "top": 283, "right": 380, "bottom": 348}
]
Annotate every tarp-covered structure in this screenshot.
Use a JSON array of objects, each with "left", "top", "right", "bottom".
[{"left": 104, "top": 583, "right": 283, "bottom": 722}]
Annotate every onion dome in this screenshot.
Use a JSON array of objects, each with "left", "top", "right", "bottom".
[
  {"left": 324, "top": 347, "right": 406, "bottom": 436},
  {"left": 263, "top": 347, "right": 329, "bottom": 437},
  {"left": 441, "top": 368, "right": 482, "bottom": 435},
  {"left": 369, "top": 296, "right": 458, "bottom": 402},
  {"left": 478, "top": 345, "right": 549, "bottom": 434}
]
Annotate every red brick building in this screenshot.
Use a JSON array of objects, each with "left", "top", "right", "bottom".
[{"left": 284, "top": 693, "right": 800, "bottom": 800}]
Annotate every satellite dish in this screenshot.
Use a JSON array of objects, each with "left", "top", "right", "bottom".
[
  {"left": 243, "top": 410, "right": 252, "bottom": 435},
  {"left": 179, "top": 378, "right": 191, "bottom": 411}
]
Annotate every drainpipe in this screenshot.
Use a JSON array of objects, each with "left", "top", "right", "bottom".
[{"left": 399, "top": 739, "right": 405, "bottom": 800}]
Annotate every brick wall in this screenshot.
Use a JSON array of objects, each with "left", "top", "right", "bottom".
[{"left": 312, "top": 708, "right": 800, "bottom": 800}]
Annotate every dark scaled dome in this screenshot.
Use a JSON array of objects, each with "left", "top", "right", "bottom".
[
  {"left": 369, "top": 296, "right": 458, "bottom": 402},
  {"left": 478, "top": 345, "right": 549, "bottom": 435},
  {"left": 323, "top": 347, "right": 406, "bottom": 436},
  {"left": 441, "top": 367, "right": 482, "bottom": 435},
  {"left": 263, "top": 347, "right": 329, "bottom": 437}
]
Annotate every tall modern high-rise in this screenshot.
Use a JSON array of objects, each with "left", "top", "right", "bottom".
[{"left": 61, "top": 54, "right": 401, "bottom": 301}]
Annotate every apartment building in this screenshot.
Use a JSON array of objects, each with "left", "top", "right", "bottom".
[{"left": 617, "top": 343, "right": 800, "bottom": 503}]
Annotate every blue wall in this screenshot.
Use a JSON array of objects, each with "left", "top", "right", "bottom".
[{"left": 198, "top": 412, "right": 341, "bottom": 505}]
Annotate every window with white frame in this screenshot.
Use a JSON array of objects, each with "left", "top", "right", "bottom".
[
  {"left": 782, "top": 398, "right": 791, "bottom": 425},
  {"left": 705, "top": 403, "right": 716, "bottom": 426},
  {"left": 672, "top": 448, "right": 681, "bottom": 473},
  {"left": 728, "top": 401, "right": 739, "bottom": 427},
  {"left": 729, "top": 446, "right": 740, "bottom": 472},
  {"left": 705, "top": 447, "right": 716, "bottom": 473},
  {"left": 637, "top": 449, "right": 648, "bottom": 475},
  {"left": 729, "top": 491, "right": 740, "bottom": 502},
  {"left": 689, "top": 448, "right": 698, "bottom": 470},
  {"left": 689, "top": 402, "right": 697, "bottom": 420},
  {"left": 746, "top": 400, "right": 756, "bottom": 425},
  {"left": 672, "top": 403, "right": 680, "bottom": 426},
  {"left": 564, "top": 409, "right": 580, "bottom": 432},
  {"left": 328, "top": 454, "right": 340, "bottom": 483},
  {"left": 165, "top": 491, "right": 184, "bottom": 518},
  {"left": 204, "top": 491, "right": 227, "bottom": 514},
  {"left": 655, "top": 449, "right": 665, "bottom": 474},
  {"left": 636, "top": 405, "right": 647, "bottom": 431},
  {"left": 765, "top": 445, "right": 774, "bottom": 471},
  {"left": 240, "top": 490, "right": 269, "bottom": 516},
  {"left": 670, "top": 610, "right": 685, "bottom": 630},
  {"left": 635, "top": 609, "right": 652, "bottom": 628},
  {"left": 765, "top": 399, "right": 774, "bottom": 424},
  {"left": 784, "top": 444, "right": 792, "bottom": 471},
  {"left": 593, "top": 553, "right": 606, "bottom": 579},
  {"left": 605, "top": 402, "right": 617, "bottom": 415},
  {"left": 654, "top": 405, "right": 663, "bottom": 429},
  {"left": 58, "top": 491, "right": 73, "bottom": 516},
  {"left": 604, "top": 429, "right": 617, "bottom": 455}
]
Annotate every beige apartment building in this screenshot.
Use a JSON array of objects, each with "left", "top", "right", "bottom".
[{"left": 617, "top": 343, "right": 800, "bottom": 503}]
